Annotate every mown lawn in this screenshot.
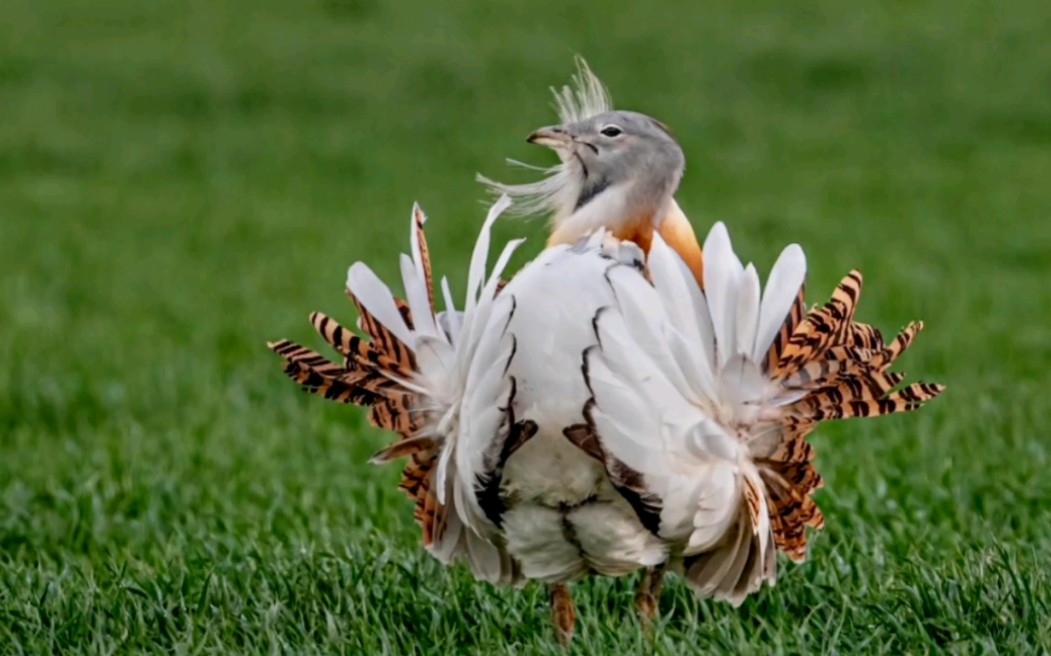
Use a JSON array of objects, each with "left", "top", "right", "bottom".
[{"left": 1, "top": 0, "right": 1050, "bottom": 653}]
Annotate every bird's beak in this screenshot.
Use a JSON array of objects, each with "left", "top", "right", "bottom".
[{"left": 526, "top": 126, "right": 572, "bottom": 149}]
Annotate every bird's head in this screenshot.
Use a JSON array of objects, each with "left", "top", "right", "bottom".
[
  {"left": 479, "top": 59, "right": 685, "bottom": 234},
  {"left": 525, "top": 110, "right": 684, "bottom": 219}
]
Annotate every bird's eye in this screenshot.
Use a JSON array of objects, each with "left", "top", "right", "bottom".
[{"left": 600, "top": 125, "right": 623, "bottom": 138}]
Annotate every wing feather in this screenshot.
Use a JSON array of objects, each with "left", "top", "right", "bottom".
[
  {"left": 584, "top": 220, "right": 942, "bottom": 605},
  {"left": 270, "top": 198, "right": 523, "bottom": 584}
]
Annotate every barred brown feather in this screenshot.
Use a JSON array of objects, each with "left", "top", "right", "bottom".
[
  {"left": 412, "top": 205, "right": 435, "bottom": 312},
  {"left": 269, "top": 247, "right": 444, "bottom": 547},
  {"left": 758, "top": 271, "right": 944, "bottom": 560}
]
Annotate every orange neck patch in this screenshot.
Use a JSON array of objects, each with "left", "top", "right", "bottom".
[{"left": 546, "top": 199, "right": 705, "bottom": 289}]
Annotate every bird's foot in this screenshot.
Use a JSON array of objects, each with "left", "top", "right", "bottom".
[
  {"left": 550, "top": 583, "right": 576, "bottom": 646},
  {"left": 634, "top": 591, "right": 658, "bottom": 622},
  {"left": 634, "top": 564, "right": 665, "bottom": 627}
]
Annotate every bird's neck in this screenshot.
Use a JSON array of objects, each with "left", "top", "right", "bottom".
[
  {"left": 652, "top": 199, "right": 704, "bottom": 288},
  {"left": 547, "top": 194, "right": 704, "bottom": 288}
]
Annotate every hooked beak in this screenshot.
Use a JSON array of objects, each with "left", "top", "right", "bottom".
[{"left": 526, "top": 126, "right": 572, "bottom": 149}]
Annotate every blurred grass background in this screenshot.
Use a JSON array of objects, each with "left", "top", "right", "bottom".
[{"left": 1, "top": 0, "right": 1050, "bottom": 653}]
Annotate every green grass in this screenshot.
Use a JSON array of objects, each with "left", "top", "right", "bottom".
[{"left": 2, "top": 0, "right": 1051, "bottom": 653}]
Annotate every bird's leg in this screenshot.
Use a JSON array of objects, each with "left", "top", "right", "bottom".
[
  {"left": 634, "top": 563, "right": 666, "bottom": 623},
  {"left": 550, "top": 583, "right": 576, "bottom": 645}
]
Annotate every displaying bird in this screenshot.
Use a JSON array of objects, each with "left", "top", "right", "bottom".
[
  {"left": 268, "top": 200, "right": 944, "bottom": 639},
  {"left": 268, "top": 60, "right": 945, "bottom": 642}
]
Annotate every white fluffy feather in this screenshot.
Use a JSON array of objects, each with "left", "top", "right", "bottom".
[
  {"left": 344, "top": 196, "right": 523, "bottom": 583},
  {"left": 586, "top": 221, "right": 809, "bottom": 603}
]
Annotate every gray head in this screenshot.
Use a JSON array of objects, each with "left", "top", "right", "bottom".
[{"left": 479, "top": 59, "right": 685, "bottom": 229}]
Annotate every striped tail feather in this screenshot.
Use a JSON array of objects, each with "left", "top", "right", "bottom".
[
  {"left": 267, "top": 339, "right": 379, "bottom": 404},
  {"left": 753, "top": 271, "right": 944, "bottom": 561},
  {"left": 267, "top": 213, "right": 444, "bottom": 550},
  {"left": 269, "top": 314, "right": 438, "bottom": 537}
]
